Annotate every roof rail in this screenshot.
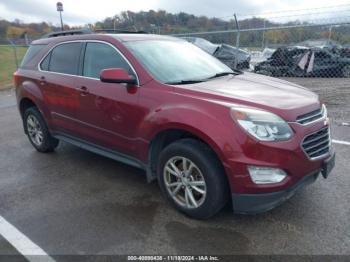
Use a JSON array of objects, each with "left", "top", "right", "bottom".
[
  {"left": 41, "top": 28, "right": 148, "bottom": 39},
  {"left": 42, "top": 29, "right": 92, "bottom": 38},
  {"left": 94, "top": 29, "right": 148, "bottom": 34}
]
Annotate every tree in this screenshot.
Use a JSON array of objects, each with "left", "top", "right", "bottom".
[{"left": 6, "top": 25, "right": 25, "bottom": 39}]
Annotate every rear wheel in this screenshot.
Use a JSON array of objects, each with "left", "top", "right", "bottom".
[
  {"left": 157, "top": 139, "right": 229, "bottom": 219},
  {"left": 24, "top": 107, "right": 59, "bottom": 152}
]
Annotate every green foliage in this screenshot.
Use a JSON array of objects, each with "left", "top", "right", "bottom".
[
  {"left": 0, "top": 19, "right": 60, "bottom": 42},
  {"left": 100, "top": 10, "right": 350, "bottom": 47},
  {"left": 0, "top": 46, "right": 27, "bottom": 89}
]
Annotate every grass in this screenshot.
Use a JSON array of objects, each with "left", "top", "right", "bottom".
[{"left": 0, "top": 46, "right": 27, "bottom": 90}]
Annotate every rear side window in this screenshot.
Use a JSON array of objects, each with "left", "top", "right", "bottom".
[
  {"left": 83, "top": 42, "right": 131, "bottom": 78},
  {"left": 21, "top": 44, "right": 46, "bottom": 67},
  {"left": 49, "top": 42, "right": 82, "bottom": 75}
]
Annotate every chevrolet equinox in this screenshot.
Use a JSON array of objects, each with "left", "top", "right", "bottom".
[{"left": 14, "top": 31, "right": 335, "bottom": 219}]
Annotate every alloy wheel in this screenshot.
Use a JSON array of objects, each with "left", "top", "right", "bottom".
[
  {"left": 26, "top": 114, "right": 44, "bottom": 146},
  {"left": 163, "top": 156, "right": 207, "bottom": 209}
]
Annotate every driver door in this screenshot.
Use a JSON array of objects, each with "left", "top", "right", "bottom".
[{"left": 74, "top": 41, "right": 142, "bottom": 156}]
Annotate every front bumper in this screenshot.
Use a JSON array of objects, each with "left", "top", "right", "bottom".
[{"left": 231, "top": 152, "right": 335, "bottom": 214}]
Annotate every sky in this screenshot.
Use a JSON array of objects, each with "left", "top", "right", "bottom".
[{"left": 0, "top": 0, "right": 350, "bottom": 26}]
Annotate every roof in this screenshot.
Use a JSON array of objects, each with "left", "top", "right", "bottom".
[
  {"left": 110, "top": 34, "right": 181, "bottom": 42},
  {"left": 31, "top": 33, "right": 181, "bottom": 45}
]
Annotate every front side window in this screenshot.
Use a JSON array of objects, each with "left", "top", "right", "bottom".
[
  {"left": 83, "top": 42, "right": 131, "bottom": 79},
  {"left": 49, "top": 42, "right": 82, "bottom": 75}
]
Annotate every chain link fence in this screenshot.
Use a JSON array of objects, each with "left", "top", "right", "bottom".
[
  {"left": 172, "top": 11, "right": 350, "bottom": 78},
  {"left": 169, "top": 6, "right": 350, "bottom": 122},
  {"left": 0, "top": 38, "right": 29, "bottom": 89}
]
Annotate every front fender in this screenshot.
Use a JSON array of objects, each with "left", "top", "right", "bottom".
[{"left": 139, "top": 102, "right": 242, "bottom": 167}]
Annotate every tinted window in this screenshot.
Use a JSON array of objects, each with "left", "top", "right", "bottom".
[
  {"left": 49, "top": 43, "right": 82, "bottom": 75},
  {"left": 21, "top": 44, "right": 46, "bottom": 67},
  {"left": 40, "top": 53, "right": 51, "bottom": 71},
  {"left": 83, "top": 42, "right": 131, "bottom": 78}
]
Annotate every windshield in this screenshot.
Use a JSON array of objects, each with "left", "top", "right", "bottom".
[{"left": 125, "top": 40, "right": 232, "bottom": 84}]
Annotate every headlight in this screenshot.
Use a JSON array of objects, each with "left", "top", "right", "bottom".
[
  {"left": 231, "top": 107, "right": 293, "bottom": 141},
  {"left": 322, "top": 104, "right": 328, "bottom": 119}
]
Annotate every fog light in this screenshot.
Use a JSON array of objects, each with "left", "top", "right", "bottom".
[{"left": 248, "top": 166, "right": 287, "bottom": 184}]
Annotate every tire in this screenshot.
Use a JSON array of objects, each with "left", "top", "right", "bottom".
[
  {"left": 157, "top": 138, "right": 229, "bottom": 219},
  {"left": 342, "top": 65, "right": 350, "bottom": 78},
  {"left": 23, "top": 107, "right": 59, "bottom": 153}
]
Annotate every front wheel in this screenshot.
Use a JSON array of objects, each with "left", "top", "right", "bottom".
[
  {"left": 24, "top": 107, "right": 59, "bottom": 152},
  {"left": 157, "top": 139, "right": 229, "bottom": 219}
]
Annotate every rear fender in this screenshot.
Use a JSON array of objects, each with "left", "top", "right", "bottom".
[{"left": 18, "top": 79, "right": 51, "bottom": 124}]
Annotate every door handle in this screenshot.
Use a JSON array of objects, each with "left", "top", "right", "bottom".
[
  {"left": 39, "top": 76, "right": 47, "bottom": 86},
  {"left": 79, "top": 86, "right": 89, "bottom": 96}
]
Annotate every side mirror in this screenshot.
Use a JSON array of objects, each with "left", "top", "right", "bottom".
[{"left": 100, "top": 68, "right": 137, "bottom": 85}]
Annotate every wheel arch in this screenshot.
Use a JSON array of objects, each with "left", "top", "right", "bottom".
[
  {"left": 19, "top": 97, "right": 39, "bottom": 134},
  {"left": 19, "top": 97, "right": 37, "bottom": 118},
  {"left": 147, "top": 126, "right": 228, "bottom": 183}
]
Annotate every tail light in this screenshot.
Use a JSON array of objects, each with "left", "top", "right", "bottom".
[{"left": 13, "top": 71, "right": 20, "bottom": 87}]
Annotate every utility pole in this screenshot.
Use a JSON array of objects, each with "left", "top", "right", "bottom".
[
  {"left": 114, "top": 19, "right": 117, "bottom": 30},
  {"left": 233, "top": 14, "right": 240, "bottom": 70},
  {"left": 56, "top": 2, "right": 64, "bottom": 31},
  {"left": 329, "top": 26, "right": 333, "bottom": 40},
  {"left": 7, "top": 39, "right": 18, "bottom": 69},
  {"left": 262, "top": 19, "right": 266, "bottom": 48}
]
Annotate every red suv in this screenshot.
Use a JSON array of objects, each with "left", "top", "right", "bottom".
[{"left": 14, "top": 31, "right": 335, "bottom": 219}]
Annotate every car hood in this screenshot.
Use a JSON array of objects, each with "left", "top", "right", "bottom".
[{"left": 175, "top": 72, "right": 320, "bottom": 120}]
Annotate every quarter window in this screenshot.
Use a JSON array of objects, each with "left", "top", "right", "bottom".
[
  {"left": 40, "top": 53, "right": 51, "bottom": 71},
  {"left": 83, "top": 42, "right": 132, "bottom": 79},
  {"left": 49, "top": 42, "right": 82, "bottom": 75},
  {"left": 21, "top": 44, "right": 46, "bottom": 67}
]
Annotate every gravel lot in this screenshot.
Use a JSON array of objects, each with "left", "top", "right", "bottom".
[
  {"left": 0, "top": 78, "right": 349, "bottom": 260},
  {"left": 281, "top": 77, "right": 350, "bottom": 124}
]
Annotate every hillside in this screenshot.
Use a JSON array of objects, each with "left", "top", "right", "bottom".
[{"left": 1, "top": 10, "right": 349, "bottom": 46}]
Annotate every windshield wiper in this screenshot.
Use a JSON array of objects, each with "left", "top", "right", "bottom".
[
  {"left": 207, "top": 71, "right": 240, "bottom": 79},
  {"left": 165, "top": 79, "right": 205, "bottom": 85},
  {"left": 165, "top": 70, "right": 242, "bottom": 85}
]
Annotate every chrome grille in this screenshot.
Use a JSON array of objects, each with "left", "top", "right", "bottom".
[
  {"left": 296, "top": 105, "right": 325, "bottom": 125},
  {"left": 302, "top": 127, "right": 330, "bottom": 159}
]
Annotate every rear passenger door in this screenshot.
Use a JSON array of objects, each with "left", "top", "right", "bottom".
[{"left": 39, "top": 42, "right": 83, "bottom": 135}]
